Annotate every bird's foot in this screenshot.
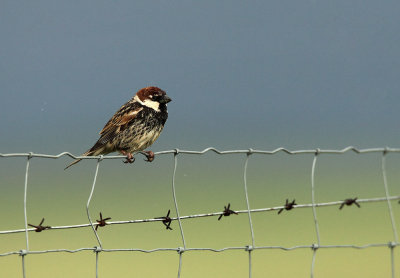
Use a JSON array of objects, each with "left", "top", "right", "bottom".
[
  {"left": 140, "top": 151, "right": 155, "bottom": 162},
  {"left": 121, "top": 151, "right": 135, "bottom": 164},
  {"left": 124, "top": 156, "right": 135, "bottom": 164}
]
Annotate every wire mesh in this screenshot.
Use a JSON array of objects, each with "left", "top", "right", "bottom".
[{"left": 0, "top": 147, "right": 399, "bottom": 278}]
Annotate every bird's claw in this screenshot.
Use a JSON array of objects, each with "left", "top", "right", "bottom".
[
  {"left": 141, "top": 151, "right": 155, "bottom": 162},
  {"left": 123, "top": 153, "right": 135, "bottom": 164},
  {"left": 121, "top": 151, "right": 153, "bottom": 163}
]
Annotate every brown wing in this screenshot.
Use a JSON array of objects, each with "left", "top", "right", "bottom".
[
  {"left": 67, "top": 101, "right": 144, "bottom": 168},
  {"left": 100, "top": 107, "right": 142, "bottom": 135},
  {"left": 95, "top": 102, "right": 143, "bottom": 146}
]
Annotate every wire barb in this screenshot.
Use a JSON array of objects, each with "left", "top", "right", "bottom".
[
  {"left": 155, "top": 209, "right": 173, "bottom": 230},
  {"left": 339, "top": 198, "right": 360, "bottom": 210},
  {"left": 1, "top": 195, "right": 399, "bottom": 236},
  {"left": 218, "top": 203, "right": 238, "bottom": 220},
  {"left": 28, "top": 218, "right": 51, "bottom": 232},
  {"left": 278, "top": 199, "right": 297, "bottom": 214},
  {"left": 95, "top": 213, "right": 111, "bottom": 231}
]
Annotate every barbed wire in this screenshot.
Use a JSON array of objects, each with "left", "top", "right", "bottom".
[
  {"left": 1, "top": 147, "right": 399, "bottom": 278},
  {"left": 0, "top": 195, "right": 398, "bottom": 235}
]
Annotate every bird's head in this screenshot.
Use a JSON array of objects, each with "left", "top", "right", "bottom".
[{"left": 134, "top": 86, "right": 171, "bottom": 111}]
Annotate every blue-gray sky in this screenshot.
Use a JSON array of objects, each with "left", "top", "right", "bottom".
[{"left": 1, "top": 1, "right": 400, "bottom": 153}]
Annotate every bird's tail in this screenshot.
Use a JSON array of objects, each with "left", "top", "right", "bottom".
[
  {"left": 64, "top": 149, "right": 99, "bottom": 170},
  {"left": 64, "top": 158, "right": 83, "bottom": 170}
]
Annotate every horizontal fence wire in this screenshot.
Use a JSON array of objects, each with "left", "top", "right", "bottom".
[
  {"left": 2, "top": 146, "right": 400, "bottom": 159},
  {"left": 0, "top": 195, "right": 399, "bottom": 236},
  {"left": 1, "top": 147, "right": 399, "bottom": 278}
]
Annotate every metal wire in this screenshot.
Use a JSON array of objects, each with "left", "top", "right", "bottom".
[
  {"left": 1, "top": 242, "right": 398, "bottom": 257},
  {"left": 381, "top": 152, "right": 399, "bottom": 243},
  {"left": 1, "top": 147, "right": 399, "bottom": 278},
  {"left": 1, "top": 195, "right": 398, "bottom": 235},
  {"left": 243, "top": 154, "right": 255, "bottom": 278},
  {"left": 21, "top": 254, "right": 26, "bottom": 278},
  {"left": 2, "top": 146, "right": 400, "bottom": 160},
  {"left": 381, "top": 152, "right": 398, "bottom": 278},
  {"left": 86, "top": 158, "right": 103, "bottom": 248},
  {"left": 21, "top": 154, "right": 32, "bottom": 278},
  {"left": 23, "top": 155, "right": 31, "bottom": 252},
  {"left": 172, "top": 152, "right": 186, "bottom": 249},
  {"left": 95, "top": 249, "right": 100, "bottom": 278},
  {"left": 0, "top": 195, "right": 398, "bottom": 236},
  {"left": 310, "top": 152, "right": 320, "bottom": 278},
  {"left": 172, "top": 152, "right": 185, "bottom": 278}
]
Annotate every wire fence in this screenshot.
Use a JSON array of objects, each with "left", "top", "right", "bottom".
[{"left": 0, "top": 147, "right": 399, "bottom": 278}]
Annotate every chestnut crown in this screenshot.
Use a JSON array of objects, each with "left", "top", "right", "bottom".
[{"left": 136, "top": 86, "right": 171, "bottom": 104}]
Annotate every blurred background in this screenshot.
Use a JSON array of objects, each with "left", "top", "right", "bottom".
[{"left": 1, "top": 1, "right": 399, "bottom": 277}]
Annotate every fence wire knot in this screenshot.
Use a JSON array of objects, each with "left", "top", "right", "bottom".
[
  {"left": 388, "top": 242, "right": 396, "bottom": 249},
  {"left": 245, "top": 245, "right": 254, "bottom": 252},
  {"left": 311, "top": 244, "right": 319, "bottom": 251},
  {"left": 19, "top": 250, "right": 28, "bottom": 256},
  {"left": 94, "top": 246, "right": 102, "bottom": 253}
]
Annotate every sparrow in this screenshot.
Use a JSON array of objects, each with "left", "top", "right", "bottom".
[{"left": 65, "top": 86, "right": 171, "bottom": 169}]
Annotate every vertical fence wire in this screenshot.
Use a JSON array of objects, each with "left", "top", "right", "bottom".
[
  {"left": 243, "top": 153, "right": 255, "bottom": 247},
  {"left": 172, "top": 152, "right": 186, "bottom": 278},
  {"left": 248, "top": 250, "right": 253, "bottom": 278},
  {"left": 381, "top": 152, "right": 398, "bottom": 278},
  {"left": 310, "top": 152, "right": 321, "bottom": 278},
  {"left": 381, "top": 152, "right": 399, "bottom": 243},
  {"left": 390, "top": 244, "right": 395, "bottom": 278},
  {"left": 172, "top": 153, "right": 186, "bottom": 248},
  {"left": 21, "top": 255, "right": 26, "bottom": 278},
  {"left": 96, "top": 250, "right": 99, "bottom": 278},
  {"left": 86, "top": 158, "right": 103, "bottom": 248},
  {"left": 21, "top": 155, "right": 32, "bottom": 278},
  {"left": 243, "top": 153, "right": 255, "bottom": 278},
  {"left": 23, "top": 156, "right": 31, "bottom": 251},
  {"left": 177, "top": 249, "right": 183, "bottom": 278}
]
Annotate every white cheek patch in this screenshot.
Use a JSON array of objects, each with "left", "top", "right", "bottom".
[
  {"left": 142, "top": 99, "right": 160, "bottom": 111},
  {"left": 133, "top": 95, "right": 160, "bottom": 112}
]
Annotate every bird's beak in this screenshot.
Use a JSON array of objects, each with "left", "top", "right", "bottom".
[{"left": 161, "top": 95, "right": 172, "bottom": 104}]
